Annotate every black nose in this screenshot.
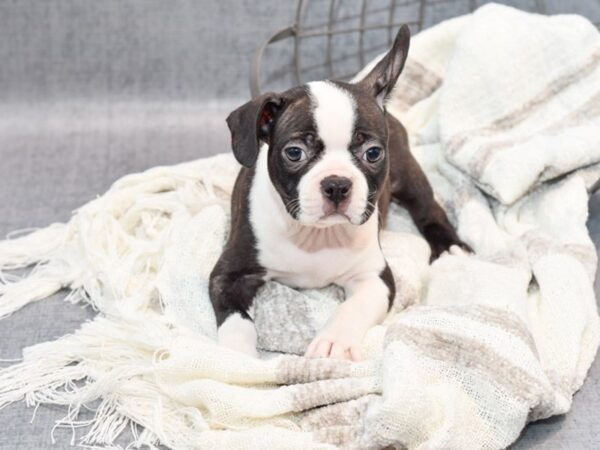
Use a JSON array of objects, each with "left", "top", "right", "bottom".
[{"left": 320, "top": 176, "right": 352, "bottom": 205}]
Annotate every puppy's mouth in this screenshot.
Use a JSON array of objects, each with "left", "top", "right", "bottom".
[
  {"left": 302, "top": 194, "right": 351, "bottom": 226},
  {"left": 294, "top": 208, "right": 369, "bottom": 227},
  {"left": 318, "top": 211, "right": 351, "bottom": 225}
]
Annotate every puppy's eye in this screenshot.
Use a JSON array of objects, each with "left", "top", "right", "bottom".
[
  {"left": 284, "top": 146, "right": 306, "bottom": 162},
  {"left": 363, "top": 146, "right": 383, "bottom": 163}
]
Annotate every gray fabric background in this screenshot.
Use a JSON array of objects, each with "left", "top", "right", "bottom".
[{"left": 0, "top": 1, "right": 599, "bottom": 448}]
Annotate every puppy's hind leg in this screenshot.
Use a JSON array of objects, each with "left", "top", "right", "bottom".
[{"left": 209, "top": 269, "right": 265, "bottom": 358}]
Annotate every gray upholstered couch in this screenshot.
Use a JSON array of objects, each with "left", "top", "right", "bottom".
[{"left": 0, "top": 1, "right": 599, "bottom": 448}]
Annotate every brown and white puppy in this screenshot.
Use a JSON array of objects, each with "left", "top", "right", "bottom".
[{"left": 209, "top": 26, "right": 468, "bottom": 360}]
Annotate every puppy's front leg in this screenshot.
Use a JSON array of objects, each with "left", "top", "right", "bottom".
[
  {"left": 305, "top": 270, "right": 392, "bottom": 361},
  {"left": 387, "top": 114, "right": 470, "bottom": 260},
  {"left": 209, "top": 269, "right": 264, "bottom": 358}
]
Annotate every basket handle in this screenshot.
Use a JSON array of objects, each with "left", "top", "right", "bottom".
[{"left": 250, "top": 25, "right": 297, "bottom": 98}]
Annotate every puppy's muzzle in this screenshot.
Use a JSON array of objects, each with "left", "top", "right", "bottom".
[{"left": 320, "top": 175, "right": 352, "bottom": 214}]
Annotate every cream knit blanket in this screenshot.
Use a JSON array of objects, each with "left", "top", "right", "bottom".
[{"left": 1, "top": 4, "right": 600, "bottom": 449}]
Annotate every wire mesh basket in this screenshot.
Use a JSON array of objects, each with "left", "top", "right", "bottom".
[{"left": 250, "top": 0, "right": 600, "bottom": 97}]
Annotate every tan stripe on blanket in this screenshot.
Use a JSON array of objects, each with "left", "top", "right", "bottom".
[
  {"left": 446, "top": 47, "right": 600, "bottom": 157},
  {"left": 468, "top": 90, "right": 600, "bottom": 178},
  {"left": 391, "top": 59, "right": 442, "bottom": 112},
  {"left": 275, "top": 356, "right": 373, "bottom": 384},
  {"left": 289, "top": 377, "right": 378, "bottom": 411},
  {"left": 385, "top": 322, "right": 553, "bottom": 407},
  {"left": 405, "top": 305, "right": 538, "bottom": 357}
]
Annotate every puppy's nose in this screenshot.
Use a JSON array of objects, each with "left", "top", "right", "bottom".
[{"left": 320, "top": 176, "right": 352, "bottom": 205}]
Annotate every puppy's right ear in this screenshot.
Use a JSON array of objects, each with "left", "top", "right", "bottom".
[
  {"left": 226, "top": 93, "right": 284, "bottom": 168},
  {"left": 357, "top": 25, "right": 410, "bottom": 106}
]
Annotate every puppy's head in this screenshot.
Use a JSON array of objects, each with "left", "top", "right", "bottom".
[{"left": 227, "top": 26, "right": 410, "bottom": 227}]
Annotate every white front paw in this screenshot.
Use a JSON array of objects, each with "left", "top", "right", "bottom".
[
  {"left": 219, "top": 334, "right": 259, "bottom": 358},
  {"left": 218, "top": 313, "right": 259, "bottom": 358}
]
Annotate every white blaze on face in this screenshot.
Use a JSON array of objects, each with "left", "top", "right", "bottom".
[{"left": 298, "top": 81, "right": 369, "bottom": 226}]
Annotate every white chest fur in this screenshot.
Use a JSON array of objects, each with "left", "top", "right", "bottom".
[{"left": 249, "top": 146, "right": 386, "bottom": 290}]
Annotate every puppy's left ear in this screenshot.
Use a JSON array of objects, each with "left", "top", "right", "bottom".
[
  {"left": 357, "top": 24, "right": 410, "bottom": 105},
  {"left": 226, "top": 93, "right": 284, "bottom": 168}
]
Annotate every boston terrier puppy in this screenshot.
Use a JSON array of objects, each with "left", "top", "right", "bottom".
[{"left": 209, "top": 25, "right": 468, "bottom": 360}]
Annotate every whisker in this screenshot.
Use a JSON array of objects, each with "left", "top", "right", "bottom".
[
  {"left": 365, "top": 200, "right": 378, "bottom": 210},
  {"left": 285, "top": 199, "right": 300, "bottom": 210}
]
